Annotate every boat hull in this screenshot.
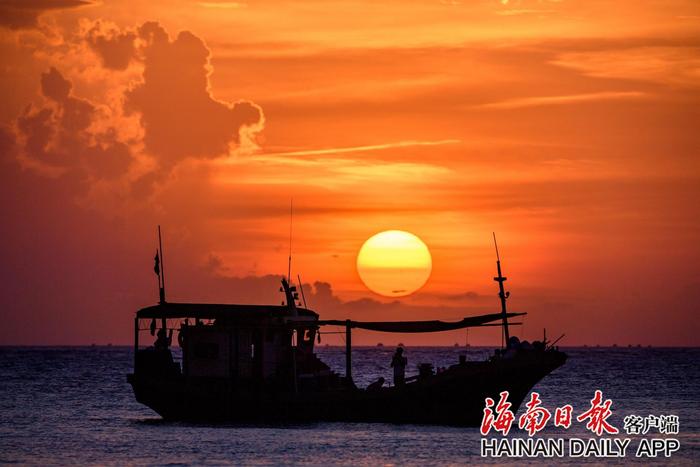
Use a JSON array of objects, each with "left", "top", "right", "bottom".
[{"left": 128, "top": 350, "right": 566, "bottom": 426}]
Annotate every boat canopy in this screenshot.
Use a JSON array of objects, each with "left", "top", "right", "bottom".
[
  {"left": 136, "top": 303, "right": 522, "bottom": 333},
  {"left": 317, "top": 312, "right": 525, "bottom": 333},
  {"left": 136, "top": 302, "right": 319, "bottom": 320}
]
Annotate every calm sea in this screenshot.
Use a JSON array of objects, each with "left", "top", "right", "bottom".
[{"left": 0, "top": 346, "right": 698, "bottom": 465}]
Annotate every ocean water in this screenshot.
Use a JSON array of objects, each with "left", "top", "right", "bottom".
[{"left": 0, "top": 346, "right": 698, "bottom": 465}]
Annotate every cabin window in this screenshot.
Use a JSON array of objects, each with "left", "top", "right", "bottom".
[
  {"left": 304, "top": 329, "right": 316, "bottom": 344},
  {"left": 193, "top": 342, "right": 219, "bottom": 359}
]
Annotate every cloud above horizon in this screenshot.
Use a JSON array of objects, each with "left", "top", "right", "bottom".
[
  {"left": 125, "top": 22, "right": 263, "bottom": 169},
  {"left": 0, "top": 0, "right": 89, "bottom": 30},
  {"left": 15, "top": 66, "right": 132, "bottom": 187},
  {"left": 0, "top": 0, "right": 698, "bottom": 346},
  {"left": 5, "top": 19, "right": 265, "bottom": 199}
]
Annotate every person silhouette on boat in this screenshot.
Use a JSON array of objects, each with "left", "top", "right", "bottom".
[
  {"left": 391, "top": 347, "right": 407, "bottom": 386},
  {"left": 154, "top": 327, "right": 172, "bottom": 351},
  {"left": 366, "top": 377, "right": 385, "bottom": 392}
]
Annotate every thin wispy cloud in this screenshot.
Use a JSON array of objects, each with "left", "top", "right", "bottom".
[
  {"left": 552, "top": 48, "right": 700, "bottom": 88},
  {"left": 476, "top": 91, "right": 647, "bottom": 110},
  {"left": 197, "top": 2, "right": 246, "bottom": 8},
  {"left": 259, "top": 139, "right": 461, "bottom": 158},
  {"left": 496, "top": 9, "right": 555, "bottom": 16}
]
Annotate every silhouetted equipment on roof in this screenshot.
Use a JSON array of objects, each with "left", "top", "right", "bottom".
[{"left": 127, "top": 231, "right": 566, "bottom": 426}]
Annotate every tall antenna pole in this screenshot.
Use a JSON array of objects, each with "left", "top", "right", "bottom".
[
  {"left": 287, "top": 199, "right": 293, "bottom": 283},
  {"left": 297, "top": 274, "right": 308, "bottom": 308},
  {"left": 493, "top": 231, "right": 501, "bottom": 262},
  {"left": 158, "top": 226, "right": 166, "bottom": 334},
  {"left": 158, "top": 225, "right": 166, "bottom": 304},
  {"left": 492, "top": 233, "right": 510, "bottom": 347}
]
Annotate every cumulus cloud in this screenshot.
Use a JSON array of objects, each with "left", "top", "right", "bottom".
[
  {"left": 0, "top": 124, "right": 17, "bottom": 160},
  {"left": 124, "top": 22, "right": 264, "bottom": 170},
  {"left": 86, "top": 22, "right": 137, "bottom": 70},
  {"left": 40, "top": 67, "right": 72, "bottom": 102},
  {"left": 0, "top": 0, "right": 89, "bottom": 30},
  {"left": 8, "top": 20, "right": 264, "bottom": 199},
  {"left": 15, "top": 67, "right": 133, "bottom": 184}
]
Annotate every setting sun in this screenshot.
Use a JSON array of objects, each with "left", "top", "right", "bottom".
[{"left": 356, "top": 230, "right": 432, "bottom": 298}]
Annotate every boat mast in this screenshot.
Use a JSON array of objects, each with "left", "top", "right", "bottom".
[
  {"left": 492, "top": 233, "right": 510, "bottom": 347},
  {"left": 345, "top": 319, "right": 352, "bottom": 383},
  {"left": 158, "top": 226, "right": 167, "bottom": 335},
  {"left": 287, "top": 199, "right": 293, "bottom": 283}
]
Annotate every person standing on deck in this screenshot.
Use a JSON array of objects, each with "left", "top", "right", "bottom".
[{"left": 391, "top": 347, "right": 407, "bottom": 386}]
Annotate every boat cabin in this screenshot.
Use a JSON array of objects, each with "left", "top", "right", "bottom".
[{"left": 133, "top": 279, "right": 345, "bottom": 390}]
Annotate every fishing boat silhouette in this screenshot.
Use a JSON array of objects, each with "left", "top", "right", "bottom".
[{"left": 127, "top": 229, "right": 566, "bottom": 425}]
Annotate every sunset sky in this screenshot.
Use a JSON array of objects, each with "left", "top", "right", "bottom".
[{"left": 1, "top": 0, "right": 699, "bottom": 346}]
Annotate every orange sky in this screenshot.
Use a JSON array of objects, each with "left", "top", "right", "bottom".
[{"left": 1, "top": 0, "right": 699, "bottom": 346}]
